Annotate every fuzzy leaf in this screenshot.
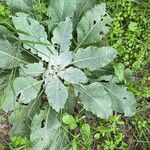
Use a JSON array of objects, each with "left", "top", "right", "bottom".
[
  {"left": 0, "top": 40, "right": 22, "bottom": 69},
  {"left": 8, "top": 99, "right": 41, "bottom": 137},
  {"left": 6, "top": 0, "right": 33, "bottom": 11},
  {"left": 77, "top": 3, "right": 112, "bottom": 47},
  {"left": 6, "top": 0, "right": 29, "bottom": 10},
  {"left": 60, "top": 67, "right": 88, "bottom": 84},
  {"left": 8, "top": 106, "right": 30, "bottom": 137},
  {"left": 19, "top": 62, "right": 45, "bottom": 77},
  {"left": 12, "top": 13, "right": 55, "bottom": 62},
  {"left": 52, "top": 17, "right": 73, "bottom": 53},
  {"left": 102, "top": 83, "right": 136, "bottom": 116},
  {"left": 0, "top": 76, "right": 9, "bottom": 99},
  {"left": 1, "top": 84, "right": 19, "bottom": 112},
  {"left": 50, "top": 52, "right": 72, "bottom": 70},
  {"left": 12, "top": 12, "right": 47, "bottom": 43},
  {"left": 34, "top": 43, "right": 56, "bottom": 62},
  {"left": 73, "top": 46, "right": 117, "bottom": 71},
  {"left": 47, "top": 0, "right": 76, "bottom": 31},
  {"left": 45, "top": 75, "right": 68, "bottom": 112},
  {"left": 0, "top": 25, "right": 15, "bottom": 41},
  {"left": 13, "top": 77, "right": 42, "bottom": 104},
  {"left": 77, "top": 83, "right": 113, "bottom": 118},
  {"left": 31, "top": 108, "right": 68, "bottom": 150},
  {"left": 75, "top": 0, "right": 97, "bottom": 22}
]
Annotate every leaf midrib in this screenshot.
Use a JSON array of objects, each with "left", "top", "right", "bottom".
[{"left": 77, "top": 85, "right": 110, "bottom": 117}]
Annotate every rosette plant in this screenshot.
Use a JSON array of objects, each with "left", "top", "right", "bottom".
[{"left": 0, "top": 0, "right": 136, "bottom": 149}]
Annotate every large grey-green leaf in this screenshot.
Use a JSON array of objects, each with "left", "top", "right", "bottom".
[
  {"left": 73, "top": 46, "right": 117, "bottom": 71},
  {"left": 45, "top": 75, "right": 68, "bottom": 112},
  {"left": 12, "top": 13, "right": 47, "bottom": 43},
  {"left": 0, "top": 40, "right": 22, "bottom": 69},
  {"left": 52, "top": 17, "right": 73, "bottom": 53},
  {"left": 31, "top": 107, "right": 68, "bottom": 150},
  {"left": 74, "top": 0, "right": 97, "bottom": 23},
  {"left": 1, "top": 84, "right": 19, "bottom": 112},
  {"left": 0, "top": 75, "right": 9, "bottom": 100},
  {"left": 6, "top": 0, "right": 30, "bottom": 11},
  {"left": 13, "top": 77, "right": 42, "bottom": 104},
  {"left": 77, "top": 83, "right": 113, "bottom": 118},
  {"left": 102, "top": 83, "right": 136, "bottom": 116},
  {"left": 6, "top": 0, "right": 37, "bottom": 11},
  {"left": 47, "top": 0, "right": 76, "bottom": 31},
  {"left": 77, "top": 3, "right": 112, "bottom": 47},
  {"left": 8, "top": 106, "right": 30, "bottom": 137},
  {"left": 12, "top": 13, "right": 55, "bottom": 62},
  {"left": 19, "top": 62, "right": 45, "bottom": 77},
  {"left": 0, "top": 25, "right": 15, "bottom": 41},
  {"left": 8, "top": 99, "right": 41, "bottom": 138},
  {"left": 60, "top": 67, "right": 88, "bottom": 84}
]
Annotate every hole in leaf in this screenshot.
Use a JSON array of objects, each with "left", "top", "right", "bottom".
[
  {"left": 93, "top": 20, "right": 96, "bottom": 25},
  {"left": 99, "top": 31, "right": 103, "bottom": 35},
  {"left": 106, "top": 24, "right": 111, "bottom": 27},
  {"left": 54, "top": 43, "right": 60, "bottom": 50},
  {"left": 41, "top": 119, "right": 46, "bottom": 128},
  {"left": 23, "top": 66, "right": 28, "bottom": 69},
  {"left": 27, "top": 18, "right": 31, "bottom": 25},
  {"left": 20, "top": 103, "right": 28, "bottom": 106},
  {"left": 104, "top": 14, "right": 107, "bottom": 17},
  {"left": 123, "top": 97, "right": 126, "bottom": 100},
  {"left": 100, "top": 18, "right": 104, "bottom": 21},
  {"left": 17, "top": 93, "right": 21, "bottom": 101},
  {"left": 101, "top": 80, "right": 109, "bottom": 83}
]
